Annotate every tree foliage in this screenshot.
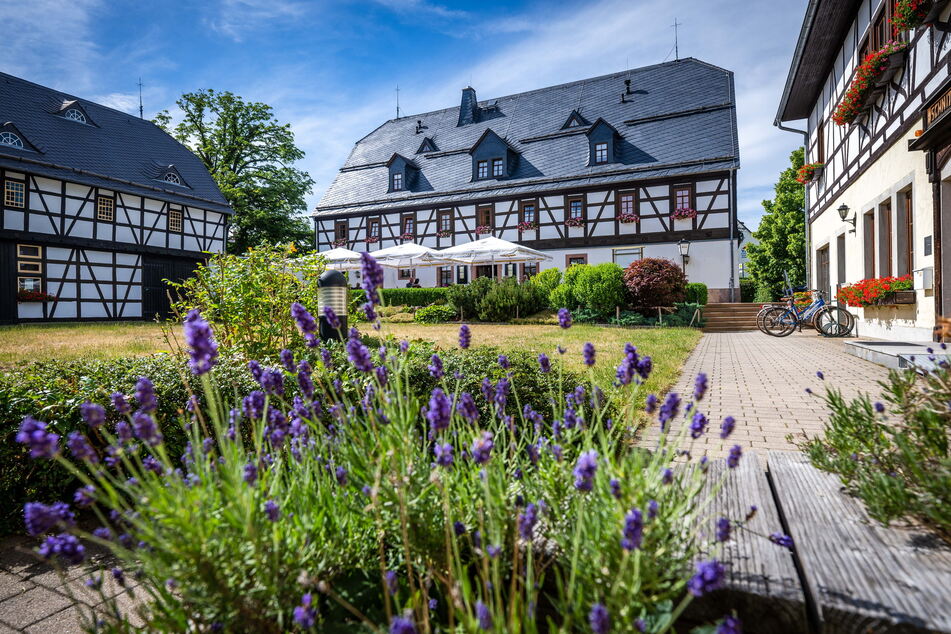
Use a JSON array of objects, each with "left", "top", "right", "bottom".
[
  {"left": 745, "top": 148, "right": 807, "bottom": 299},
  {"left": 622, "top": 258, "right": 687, "bottom": 309},
  {"left": 155, "top": 90, "right": 314, "bottom": 252}
]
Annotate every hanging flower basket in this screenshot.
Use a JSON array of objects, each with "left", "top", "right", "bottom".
[
  {"left": 564, "top": 217, "right": 584, "bottom": 228},
  {"left": 517, "top": 221, "right": 538, "bottom": 232},
  {"left": 436, "top": 230, "right": 452, "bottom": 238},
  {"left": 331, "top": 238, "right": 347, "bottom": 248},
  {"left": 670, "top": 207, "right": 697, "bottom": 221},
  {"left": 836, "top": 274, "right": 914, "bottom": 307},
  {"left": 364, "top": 236, "right": 380, "bottom": 244},
  {"left": 892, "top": 0, "right": 933, "bottom": 32},
  {"left": 618, "top": 213, "right": 640, "bottom": 224},
  {"left": 400, "top": 233, "right": 414, "bottom": 241},
  {"left": 474, "top": 225, "right": 493, "bottom": 235},
  {"left": 17, "top": 289, "right": 56, "bottom": 303},
  {"left": 833, "top": 40, "right": 909, "bottom": 126},
  {"left": 796, "top": 163, "right": 824, "bottom": 184}
]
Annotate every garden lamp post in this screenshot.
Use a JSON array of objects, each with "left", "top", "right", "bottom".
[
  {"left": 677, "top": 238, "right": 691, "bottom": 272},
  {"left": 317, "top": 270, "right": 348, "bottom": 341},
  {"left": 837, "top": 203, "right": 856, "bottom": 233}
]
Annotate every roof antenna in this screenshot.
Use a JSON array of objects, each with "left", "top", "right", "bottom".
[
  {"left": 671, "top": 18, "right": 681, "bottom": 61},
  {"left": 137, "top": 77, "right": 144, "bottom": 119},
  {"left": 395, "top": 84, "right": 401, "bottom": 119}
]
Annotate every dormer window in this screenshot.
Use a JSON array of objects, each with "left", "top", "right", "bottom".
[
  {"left": 470, "top": 128, "right": 517, "bottom": 182},
  {"left": 594, "top": 143, "right": 608, "bottom": 164},
  {"left": 163, "top": 172, "right": 182, "bottom": 185},
  {"left": 391, "top": 172, "right": 403, "bottom": 191},
  {"left": 0, "top": 131, "right": 24, "bottom": 148},
  {"left": 64, "top": 109, "right": 87, "bottom": 124},
  {"left": 585, "top": 118, "right": 621, "bottom": 166},
  {"left": 492, "top": 158, "right": 504, "bottom": 177},
  {"left": 477, "top": 160, "right": 488, "bottom": 179},
  {"left": 386, "top": 153, "right": 417, "bottom": 193}
]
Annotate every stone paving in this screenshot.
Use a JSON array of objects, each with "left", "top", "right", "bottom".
[
  {"left": 0, "top": 329, "right": 891, "bottom": 631},
  {"left": 641, "top": 330, "right": 891, "bottom": 456}
]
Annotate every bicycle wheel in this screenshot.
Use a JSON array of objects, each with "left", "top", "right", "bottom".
[
  {"left": 756, "top": 306, "right": 774, "bottom": 333},
  {"left": 762, "top": 307, "right": 798, "bottom": 337},
  {"left": 815, "top": 306, "right": 854, "bottom": 337}
]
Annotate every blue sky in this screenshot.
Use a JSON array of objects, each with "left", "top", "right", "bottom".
[{"left": 5, "top": 0, "right": 809, "bottom": 229}]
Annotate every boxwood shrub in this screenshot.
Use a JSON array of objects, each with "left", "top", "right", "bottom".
[
  {"left": 349, "top": 287, "right": 450, "bottom": 307},
  {"left": 413, "top": 305, "right": 457, "bottom": 323},
  {"left": 685, "top": 282, "right": 708, "bottom": 305}
]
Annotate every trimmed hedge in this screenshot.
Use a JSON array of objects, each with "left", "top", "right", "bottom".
[
  {"left": 349, "top": 287, "right": 450, "bottom": 307},
  {"left": 740, "top": 279, "right": 756, "bottom": 303},
  {"left": 414, "top": 305, "right": 457, "bottom": 323},
  {"left": 685, "top": 283, "right": 708, "bottom": 305}
]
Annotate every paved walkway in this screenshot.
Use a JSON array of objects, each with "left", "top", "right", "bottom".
[{"left": 642, "top": 331, "right": 890, "bottom": 456}]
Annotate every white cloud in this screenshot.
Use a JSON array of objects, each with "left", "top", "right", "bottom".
[
  {"left": 92, "top": 92, "right": 140, "bottom": 114},
  {"left": 209, "top": 0, "right": 309, "bottom": 42},
  {"left": 370, "top": 0, "right": 469, "bottom": 21}
]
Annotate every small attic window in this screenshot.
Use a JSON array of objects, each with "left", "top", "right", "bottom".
[
  {"left": 391, "top": 172, "right": 403, "bottom": 191},
  {"left": 163, "top": 172, "right": 182, "bottom": 185},
  {"left": 64, "top": 109, "right": 87, "bottom": 124},
  {"left": 0, "top": 131, "right": 24, "bottom": 148}
]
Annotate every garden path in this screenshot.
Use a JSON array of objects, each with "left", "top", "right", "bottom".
[{"left": 640, "top": 330, "right": 890, "bottom": 456}]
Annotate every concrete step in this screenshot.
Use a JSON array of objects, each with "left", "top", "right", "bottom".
[{"left": 702, "top": 326, "right": 759, "bottom": 332}]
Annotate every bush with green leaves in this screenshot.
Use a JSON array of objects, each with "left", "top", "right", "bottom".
[
  {"left": 446, "top": 276, "right": 493, "bottom": 319},
  {"left": 799, "top": 366, "right": 951, "bottom": 534},
  {"left": 531, "top": 268, "right": 562, "bottom": 305},
  {"left": 610, "top": 311, "right": 648, "bottom": 327},
  {"left": 572, "top": 263, "right": 627, "bottom": 320},
  {"left": 414, "top": 304, "right": 457, "bottom": 323},
  {"left": 739, "top": 280, "right": 756, "bottom": 303},
  {"left": 13, "top": 299, "right": 764, "bottom": 631},
  {"left": 548, "top": 264, "right": 588, "bottom": 312},
  {"left": 685, "top": 283, "right": 708, "bottom": 306},
  {"left": 351, "top": 288, "right": 450, "bottom": 307},
  {"left": 476, "top": 277, "right": 547, "bottom": 322},
  {"left": 169, "top": 243, "right": 325, "bottom": 359},
  {"left": 623, "top": 258, "right": 687, "bottom": 311}
]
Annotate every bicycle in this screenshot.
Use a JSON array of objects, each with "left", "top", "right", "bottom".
[{"left": 762, "top": 289, "right": 854, "bottom": 337}]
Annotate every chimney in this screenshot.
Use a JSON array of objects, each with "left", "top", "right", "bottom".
[
  {"left": 624, "top": 79, "right": 632, "bottom": 94},
  {"left": 458, "top": 86, "right": 479, "bottom": 126}
]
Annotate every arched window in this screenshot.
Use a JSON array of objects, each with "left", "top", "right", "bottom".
[
  {"left": 0, "top": 131, "right": 24, "bottom": 148},
  {"left": 64, "top": 108, "right": 87, "bottom": 123},
  {"left": 163, "top": 172, "right": 182, "bottom": 185}
]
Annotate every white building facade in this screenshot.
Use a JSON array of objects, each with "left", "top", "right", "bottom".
[{"left": 777, "top": 0, "right": 951, "bottom": 340}]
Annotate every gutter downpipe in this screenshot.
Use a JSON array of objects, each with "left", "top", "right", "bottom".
[{"left": 774, "top": 121, "right": 811, "bottom": 289}]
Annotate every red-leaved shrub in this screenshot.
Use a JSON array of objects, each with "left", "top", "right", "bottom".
[{"left": 623, "top": 258, "right": 687, "bottom": 310}]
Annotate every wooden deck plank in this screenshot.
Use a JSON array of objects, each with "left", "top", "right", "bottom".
[
  {"left": 688, "top": 451, "right": 809, "bottom": 633},
  {"left": 768, "top": 451, "right": 951, "bottom": 634}
]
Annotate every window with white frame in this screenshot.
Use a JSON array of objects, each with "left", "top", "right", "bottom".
[
  {"left": 594, "top": 142, "right": 608, "bottom": 164},
  {"left": 4, "top": 180, "right": 25, "bottom": 208},
  {"left": 163, "top": 172, "right": 182, "bottom": 185},
  {"left": 477, "top": 160, "right": 488, "bottom": 179},
  {"left": 0, "top": 131, "right": 24, "bottom": 148},
  {"left": 492, "top": 158, "right": 504, "bottom": 177},
  {"left": 64, "top": 109, "right": 87, "bottom": 123}
]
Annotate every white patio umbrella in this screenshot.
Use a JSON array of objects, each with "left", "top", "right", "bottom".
[
  {"left": 320, "top": 247, "right": 363, "bottom": 271},
  {"left": 369, "top": 241, "right": 455, "bottom": 268},
  {"left": 430, "top": 236, "right": 551, "bottom": 265}
]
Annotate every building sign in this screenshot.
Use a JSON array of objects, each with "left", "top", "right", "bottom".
[{"left": 926, "top": 87, "right": 951, "bottom": 129}]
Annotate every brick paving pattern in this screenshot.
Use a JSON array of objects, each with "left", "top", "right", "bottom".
[{"left": 641, "top": 331, "right": 890, "bottom": 456}]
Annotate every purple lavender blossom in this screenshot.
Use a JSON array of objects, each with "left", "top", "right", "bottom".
[
  {"left": 621, "top": 508, "right": 643, "bottom": 550},
  {"left": 324, "top": 305, "right": 341, "bottom": 330},
  {"left": 518, "top": 503, "right": 538, "bottom": 540},
  {"left": 486, "top": 545, "right": 501, "bottom": 558},
  {"left": 80, "top": 402, "right": 106, "bottom": 428},
  {"left": 727, "top": 445, "right": 743, "bottom": 469},
  {"left": 662, "top": 468, "right": 674, "bottom": 485},
  {"left": 658, "top": 393, "right": 681, "bottom": 431},
  {"left": 346, "top": 328, "right": 374, "bottom": 372},
  {"left": 637, "top": 356, "right": 653, "bottom": 379},
  {"left": 434, "top": 443, "right": 454, "bottom": 467},
  {"left": 428, "top": 354, "right": 444, "bottom": 379},
  {"left": 609, "top": 478, "right": 621, "bottom": 499},
  {"left": 264, "top": 500, "right": 280, "bottom": 522},
  {"left": 558, "top": 308, "right": 572, "bottom": 329},
  {"left": 497, "top": 354, "right": 510, "bottom": 370},
  {"left": 426, "top": 388, "right": 452, "bottom": 432},
  {"left": 183, "top": 309, "right": 218, "bottom": 375},
  {"left": 494, "top": 377, "right": 510, "bottom": 411},
  {"left": 470, "top": 432, "right": 494, "bottom": 464},
  {"left": 688, "top": 560, "right": 725, "bottom": 596},
  {"left": 716, "top": 517, "right": 731, "bottom": 542},
  {"left": 134, "top": 377, "right": 157, "bottom": 412},
  {"left": 260, "top": 369, "right": 285, "bottom": 396},
  {"left": 360, "top": 252, "right": 385, "bottom": 304},
  {"left": 874, "top": 402, "right": 886, "bottom": 413},
  {"left": 67, "top": 431, "right": 98, "bottom": 462},
  {"left": 335, "top": 466, "right": 348, "bottom": 486},
  {"left": 376, "top": 365, "right": 389, "bottom": 386},
  {"left": 115, "top": 421, "right": 133, "bottom": 444},
  {"left": 716, "top": 615, "right": 742, "bottom": 634},
  {"left": 647, "top": 499, "right": 659, "bottom": 519},
  {"left": 244, "top": 462, "right": 258, "bottom": 486},
  {"left": 694, "top": 372, "right": 709, "bottom": 401},
  {"left": 298, "top": 368, "right": 315, "bottom": 400},
  {"left": 16, "top": 417, "right": 60, "bottom": 459},
  {"left": 24, "top": 502, "right": 75, "bottom": 536},
  {"left": 480, "top": 377, "right": 494, "bottom": 402},
  {"left": 243, "top": 390, "right": 266, "bottom": 420},
  {"left": 291, "top": 302, "right": 319, "bottom": 347},
  {"left": 74, "top": 485, "right": 95, "bottom": 508},
  {"left": 476, "top": 600, "right": 492, "bottom": 631},
  {"left": 689, "top": 411, "right": 708, "bottom": 439},
  {"left": 38, "top": 533, "right": 85, "bottom": 565},
  {"left": 362, "top": 302, "right": 378, "bottom": 324},
  {"left": 110, "top": 392, "right": 131, "bottom": 415},
  {"left": 459, "top": 324, "right": 471, "bottom": 349},
  {"left": 769, "top": 533, "right": 794, "bottom": 550},
  {"left": 132, "top": 411, "right": 162, "bottom": 447},
  {"left": 248, "top": 360, "right": 264, "bottom": 382},
  {"left": 589, "top": 603, "right": 610, "bottom": 634},
  {"left": 582, "top": 342, "right": 596, "bottom": 367},
  {"left": 645, "top": 394, "right": 658, "bottom": 414},
  {"left": 92, "top": 527, "right": 111, "bottom": 541},
  {"left": 112, "top": 567, "right": 125, "bottom": 586},
  {"left": 293, "top": 593, "right": 317, "bottom": 628},
  {"left": 538, "top": 353, "right": 551, "bottom": 373},
  {"left": 573, "top": 450, "right": 598, "bottom": 492},
  {"left": 279, "top": 349, "right": 295, "bottom": 372},
  {"left": 720, "top": 416, "right": 736, "bottom": 439},
  {"left": 390, "top": 616, "right": 417, "bottom": 634},
  {"left": 816, "top": 371, "right": 824, "bottom": 380}
]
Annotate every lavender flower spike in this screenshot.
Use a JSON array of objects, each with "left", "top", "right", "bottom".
[
  {"left": 583, "top": 342, "right": 596, "bottom": 367},
  {"left": 80, "top": 402, "right": 106, "bottom": 428},
  {"left": 558, "top": 307, "right": 572, "bottom": 329},
  {"left": 183, "top": 309, "right": 218, "bottom": 375},
  {"left": 16, "top": 416, "right": 60, "bottom": 459},
  {"left": 324, "top": 305, "right": 341, "bottom": 329},
  {"left": 360, "top": 252, "right": 385, "bottom": 305},
  {"left": 589, "top": 603, "right": 610, "bottom": 634},
  {"left": 291, "top": 302, "right": 319, "bottom": 346},
  {"left": 458, "top": 324, "right": 471, "bottom": 349}
]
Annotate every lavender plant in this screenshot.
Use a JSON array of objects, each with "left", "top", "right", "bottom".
[{"left": 17, "top": 254, "right": 756, "bottom": 632}]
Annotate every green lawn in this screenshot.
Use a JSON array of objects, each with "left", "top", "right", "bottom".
[{"left": 0, "top": 321, "right": 171, "bottom": 367}]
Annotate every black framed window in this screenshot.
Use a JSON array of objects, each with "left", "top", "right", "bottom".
[
  {"left": 618, "top": 192, "right": 635, "bottom": 215},
  {"left": 523, "top": 262, "right": 538, "bottom": 278},
  {"left": 368, "top": 218, "right": 381, "bottom": 238},
  {"left": 402, "top": 216, "right": 415, "bottom": 235},
  {"left": 335, "top": 221, "right": 348, "bottom": 241},
  {"left": 477, "top": 205, "right": 493, "bottom": 228},
  {"left": 594, "top": 142, "right": 608, "bottom": 164},
  {"left": 477, "top": 161, "right": 488, "bottom": 179},
  {"left": 456, "top": 265, "right": 469, "bottom": 284},
  {"left": 438, "top": 266, "right": 453, "bottom": 287},
  {"left": 391, "top": 172, "right": 403, "bottom": 191},
  {"left": 492, "top": 158, "right": 504, "bottom": 177}
]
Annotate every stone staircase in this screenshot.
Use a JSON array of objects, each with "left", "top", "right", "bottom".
[{"left": 701, "top": 302, "right": 762, "bottom": 332}]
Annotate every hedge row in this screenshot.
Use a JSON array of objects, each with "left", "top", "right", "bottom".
[{"left": 349, "top": 287, "right": 450, "bottom": 307}]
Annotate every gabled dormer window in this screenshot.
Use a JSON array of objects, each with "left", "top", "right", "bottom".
[
  {"left": 470, "top": 129, "right": 517, "bottom": 182},
  {"left": 56, "top": 100, "right": 94, "bottom": 126},
  {"left": 64, "top": 109, "right": 87, "bottom": 124},
  {"left": 391, "top": 172, "right": 403, "bottom": 191},
  {"left": 561, "top": 109, "right": 590, "bottom": 130},
  {"left": 386, "top": 153, "right": 417, "bottom": 193},
  {"left": 156, "top": 165, "right": 188, "bottom": 188},
  {"left": 0, "top": 131, "right": 23, "bottom": 148},
  {"left": 417, "top": 137, "right": 438, "bottom": 153},
  {"left": 163, "top": 172, "right": 182, "bottom": 185},
  {"left": 585, "top": 118, "right": 621, "bottom": 166}
]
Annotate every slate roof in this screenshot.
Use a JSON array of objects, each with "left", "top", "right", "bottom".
[
  {"left": 315, "top": 57, "right": 738, "bottom": 217},
  {"left": 0, "top": 72, "right": 231, "bottom": 214}
]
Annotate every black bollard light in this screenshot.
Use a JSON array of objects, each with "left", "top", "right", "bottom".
[{"left": 318, "top": 270, "right": 349, "bottom": 341}]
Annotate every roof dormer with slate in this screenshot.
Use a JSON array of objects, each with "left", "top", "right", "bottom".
[
  {"left": 55, "top": 100, "right": 95, "bottom": 126},
  {"left": 0, "top": 122, "right": 40, "bottom": 153},
  {"left": 387, "top": 153, "right": 418, "bottom": 192},
  {"left": 315, "top": 58, "right": 738, "bottom": 216}
]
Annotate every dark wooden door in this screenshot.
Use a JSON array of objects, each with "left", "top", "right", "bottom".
[
  {"left": 0, "top": 242, "right": 16, "bottom": 323},
  {"left": 816, "top": 246, "right": 831, "bottom": 303},
  {"left": 143, "top": 257, "right": 198, "bottom": 320}
]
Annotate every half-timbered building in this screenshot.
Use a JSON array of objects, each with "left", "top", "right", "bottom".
[
  {"left": 314, "top": 58, "right": 741, "bottom": 301},
  {"left": 0, "top": 72, "right": 230, "bottom": 323},
  {"left": 777, "top": 0, "right": 951, "bottom": 340}
]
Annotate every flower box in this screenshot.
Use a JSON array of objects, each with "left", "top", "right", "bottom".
[
  {"left": 436, "top": 230, "right": 452, "bottom": 238},
  {"left": 836, "top": 274, "right": 914, "bottom": 307},
  {"left": 564, "top": 217, "right": 584, "bottom": 228},
  {"left": 16, "top": 289, "right": 56, "bottom": 303},
  {"left": 796, "top": 163, "right": 824, "bottom": 184},
  {"left": 517, "top": 221, "right": 538, "bottom": 233},
  {"left": 670, "top": 207, "right": 697, "bottom": 221},
  {"left": 833, "top": 40, "right": 909, "bottom": 126},
  {"left": 400, "top": 233, "right": 414, "bottom": 241},
  {"left": 921, "top": 0, "right": 950, "bottom": 25},
  {"left": 871, "top": 290, "right": 917, "bottom": 306},
  {"left": 364, "top": 236, "right": 380, "bottom": 244},
  {"left": 874, "top": 49, "right": 908, "bottom": 87},
  {"left": 331, "top": 238, "right": 347, "bottom": 248},
  {"left": 617, "top": 213, "right": 640, "bottom": 224},
  {"left": 474, "top": 225, "right": 493, "bottom": 235}
]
